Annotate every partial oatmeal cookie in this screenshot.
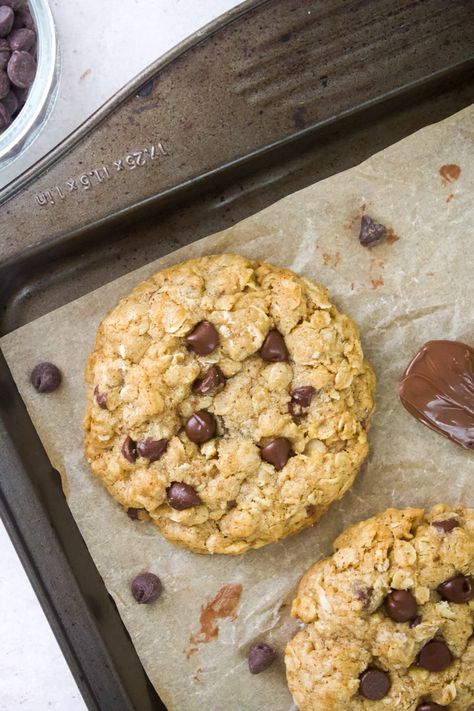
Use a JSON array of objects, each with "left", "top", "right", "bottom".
[
  {"left": 285, "top": 505, "right": 474, "bottom": 710},
  {"left": 84, "top": 254, "right": 375, "bottom": 554}
]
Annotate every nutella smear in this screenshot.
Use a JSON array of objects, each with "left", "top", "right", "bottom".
[{"left": 400, "top": 340, "right": 474, "bottom": 449}]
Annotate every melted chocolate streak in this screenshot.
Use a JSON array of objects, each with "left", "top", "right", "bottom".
[{"left": 400, "top": 340, "right": 474, "bottom": 449}]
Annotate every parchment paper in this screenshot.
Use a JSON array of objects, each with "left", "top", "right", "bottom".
[{"left": 2, "top": 105, "right": 474, "bottom": 711}]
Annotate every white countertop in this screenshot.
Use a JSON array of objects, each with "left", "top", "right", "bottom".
[{"left": 0, "top": 2, "right": 239, "bottom": 709}]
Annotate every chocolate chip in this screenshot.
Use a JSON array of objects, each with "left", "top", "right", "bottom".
[
  {"left": 192, "top": 365, "right": 225, "bottom": 395},
  {"left": 432, "top": 518, "right": 459, "bottom": 533},
  {"left": 438, "top": 574, "right": 474, "bottom": 603},
  {"left": 94, "top": 385, "right": 108, "bottom": 409},
  {"left": 12, "top": 7, "right": 34, "bottom": 30},
  {"left": 0, "top": 68, "right": 9, "bottom": 98},
  {"left": 8, "top": 27, "right": 35, "bottom": 51},
  {"left": 359, "top": 668, "right": 390, "bottom": 700},
  {"left": 2, "top": 0, "right": 27, "bottom": 11},
  {"left": 417, "top": 639, "right": 452, "bottom": 672},
  {"left": 2, "top": 88, "right": 17, "bottom": 113},
  {"left": 186, "top": 321, "right": 219, "bottom": 355},
  {"left": 227, "top": 499, "right": 237, "bottom": 509},
  {"left": 167, "top": 482, "right": 201, "bottom": 510},
  {"left": 0, "top": 6, "right": 14, "bottom": 37},
  {"left": 131, "top": 572, "right": 162, "bottom": 604},
  {"left": 416, "top": 703, "right": 444, "bottom": 711},
  {"left": 410, "top": 615, "right": 422, "bottom": 628},
  {"left": 259, "top": 329, "right": 288, "bottom": 362},
  {"left": 185, "top": 410, "right": 216, "bottom": 443},
  {"left": 355, "top": 586, "right": 374, "bottom": 609},
  {"left": 260, "top": 437, "right": 291, "bottom": 470},
  {"left": 30, "top": 362, "right": 62, "bottom": 393},
  {"left": 136, "top": 438, "right": 168, "bottom": 462},
  {"left": 384, "top": 590, "right": 418, "bottom": 622},
  {"left": 121, "top": 436, "right": 137, "bottom": 463},
  {"left": 0, "top": 38, "right": 10, "bottom": 68},
  {"left": 289, "top": 385, "right": 315, "bottom": 416},
  {"left": 359, "top": 215, "right": 388, "bottom": 247},
  {"left": 0, "top": 98, "right": 9, "bottom": 127},
  {"left": 126, "top": 507, "right": 140, "bottom": 520},
  {"left": 247, "top": 642, "right": 277, "bottom": 674},
  {"left": 7, "top": 49, "right": 36, "bottom": 88}
]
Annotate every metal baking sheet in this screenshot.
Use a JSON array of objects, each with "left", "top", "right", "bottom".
[{"left": 1, "top": 1, "right": 474, "bottom": 709}]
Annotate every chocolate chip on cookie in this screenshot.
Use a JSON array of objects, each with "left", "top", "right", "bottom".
[
  {"left": 167, "top": 482, "right": 201, "bottom": 510},
  {"left": 384, "top": 590, "right": 418, "bottom": 622},
  {"left": 122, "top": 436, "right": 137, "bottom": 463},
  {"left": 289, "top": 386, "right": 315, "bottom": 416},
  {"left": 131, "top": 572, "right": 162, "bottom": 603},
  {"left": 259, "top": 329, "right": 288, "bottom": 362},
  {"left": 192, "top": 365, "right": 225, "bottom": 394},
  {"left": 438, "top": 574, "right": 474, "bottom": 603},
  {"left": 432, "top": 518, "right": 459, "bottom": 533},
  {"left": 359, "top": 668, "right": 390, "bottom": 700},
  {"left": 359, "top": 215, "right": 387, "bottom": 247},
  {"left": 137, "top": 438, "right": 168, "bottom": 462},
  {"left": 186, "top": 320, "right": 219, "bottom": 355},
  {"left": 31, "top": 362, "right": 62, "bottom": 393},
  {"left": 416, "top": 703, "right": 444, "bottom": 711},
  {"left": 185, "top": 410, "right": 217, "bottom": 443},
  {"left": 127, "top": 507, "right": 140, "bottom": 520},
  {"left": 260, "top": 437, "right": 291, "bottom": 470},
  {"left": 417, "top": 639, "right": 452, "bottom": 672},
  {"left": 247, "top": 642, "right": 276, "bottom": 674},
  {"left": 94, "top": 385, "right": 108, "bottom": 409},
  {"left": 410, "top": 615, "right": 422, "bottom": 628}
]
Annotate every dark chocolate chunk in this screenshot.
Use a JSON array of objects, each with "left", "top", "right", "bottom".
[
  {"left": 12, "top": 7, "right": 34, "bottom": 30},
  {"left": 400, "top": 340, "right": 474, "bottom": 450},
  {"left": 259, "top": 329, "right": 288, "bottom": 362},
  {"left": 126, "top": 507, "right": 140, "bottom": 520},
  {"left": 247, "top": 642, "right": 277, "bottom": 674},
  {"left": 438, "top": 575, "right": 474, "bottom": 604},
  {"left": 384, "top": 590, "right": 418, "bottom": 623},
  {"left": 2, "top": 0, "right": 27, "bottom": 10},
  {"left": 30, "top": 362, "right": 62, "bottom": 393},
  {"left": 410, "top": 615, "right": 422, "bottom": 628},
  {"left": 359, "top": 668, "right": 390, "bottom": 700},
  {"left": 7, "top": 49, "right": 36, "bottom": 88},
  {"left": 0, "top": 38, "right": 10, "bottom": 68},
  {"left": 121, "top": 436, "right": 137, "bottom": 463},
  {"left": 432, "top": 518, "right": 460, "bottom": 533},
  {"left": 417, "top": 639, "right": 452, "bottom": 672},
  {"left": 192, "top": 365, "right": 225, "bottom": 395},
  {"left": 186, "top": 321, "right": 219, "bottom": 355},
  {"left": 94, "top": 385, "right": 108, "bottom": 409},
  {"left": 167, "top": 481, "right": 201, "bottom": 510},
  {"left": 185, "top": 410, "right": 216, "bottom": 444},
  {"left": 0, "top": 68, "right": 9, "bottom": 98},
  {"left": 0, "top": 6, "right": 14, "bottom": 37},
  {"left": 359, "top": 215, "right": 388, "bottom": 247},
  {"left": 136, "top": 438, "right": 168, "bottom": 462},
  {"left": 227, "top": 499, "right": 237, "bottom": 510},
  {"left": 8, "top": 27, "right": 35, "bottom": 51},
  {"left": 260, "top": 437, "right": 291, "bottom": 470},
  {"left": 2, "top": 88, "right": 17, "bottom": 113},
  {"left": 289, "top": 385, "right": 315, "bottom": 416},
  {"left": 416, "top": 704, "right": 444, "bottom": 711},
  {"left": 131, "top": 572, "right": 162, "bottom": 603}
]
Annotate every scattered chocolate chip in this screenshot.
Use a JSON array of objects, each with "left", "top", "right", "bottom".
[
  {"left": 260, "top": 437, "right": 291, "bottom": 470},
  {"left": 94, "top": 385, "right": 108, "bottom": 409},
  {"left": 8, "top": 27, "right": 35, "bottom": 51},
  {"left": 432, "top": 518, "right": 459, "bottom": 533},
  {"left": 289, "top": 385, "right": 315, "bottom": 416},
  {"left": 0, "top": 6, "right": 14, "bottom": 37},
  {"left": 185, "top": 410, "right": 216, "bottom": 444},
  {"left": 247, "top": 642, "right": 277, "bottom": 674},
  {"left": 30, "top": 362, "right": 62, "bottom": 393},
  {"left": 136, "top": 438, "right": 168, "bottom": 462},
  {"left": 359, "top": 215, "right": 388, "bottom": 247},
  {"left": 192, "top": 365, "right": 225, "bottom": 395},
  {"left": 227, "top": 499, "right": 237, "bottom": 510},
  {"left": 438, "top": 575, "right": 474, "bottom": 604},
  {"left": 410, "top": 615, "right": 422, "bottom": 628},
  {"left": 417, "top": 639, "right": 452, "bottom": 672},
  {"left": 355, "top": 586, "right": 374, "bottom": 609},
  {"left": 0, "top": 38, "right": 10, "bottom": 68},
  {"left": 186, "top": 321, "right": 219, "bottom": 355},
  {"left": 384, "top": 590, "right": 418, "bottom": 622},
  {"left": 121, "top": 436, "right": 137, "bottom": 463},
  {"left": 12, "top": 7, "right": 34, "bottom": 30},
  {"left": 126, "top": 507, "right": 140, "bottom": 520},
  {"left": 260, "top": 329, "right": 288, "bottom": 362},
  {"left": 167, "top": 481, "right": 201, "bottom": 510},
  {"left": 7, "top": 49, "right": 36, "bottom": 88},
  {"left": 359, "top": 668, "right": 390, "bottom": 700},
  {"left": 416, "top": 703, "right": 444, "bottom": 711},
  {"left": 131, "top": 572, "right": 162, "bottom": 603}
]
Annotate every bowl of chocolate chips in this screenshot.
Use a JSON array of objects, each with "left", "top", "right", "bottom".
[{"left": 0, "top": 0, "right": 57, "bottom": 165}]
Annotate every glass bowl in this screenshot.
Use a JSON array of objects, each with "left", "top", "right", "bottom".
[{"left": 0, "top": 0, "right": 58, "bottom": 167}]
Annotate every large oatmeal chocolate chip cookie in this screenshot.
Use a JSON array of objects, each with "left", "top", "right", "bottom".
[
  {"left": 285, "top": 505, "right": 474, "bottom": 710},
  {"left": 84, "top": 254, "right": 375, "bottom": 554}
]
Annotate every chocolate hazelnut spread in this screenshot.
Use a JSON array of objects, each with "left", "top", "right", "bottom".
[{"left": 400, "top": 340, "right": 474, "bottom": 449}]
